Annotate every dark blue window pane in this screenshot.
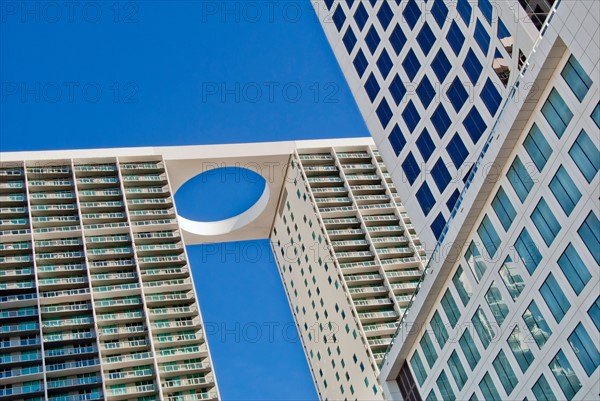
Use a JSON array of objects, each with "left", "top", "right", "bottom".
[
  {"left": 333, "top": 5, "right": 346, "bottom": 32},
  {"left": 515, "top": 228, "right": 542, "bottom": 274},
  {"left": 324, "top": 0, "right": 334, "bottom": 11},
  {"left": 432, "top": 0, "right": 449, "bottom": 28},
  {"left": 457, "top": 0, "right": 472, "bottom": 25},
  {"left": 542, "top": 88, "right": 573, "bottom": 138},
  {"left": 390, "top": 75, "right": 407, "bottom": 105},
  {"left": 463, "top": 49, "right": 483, "bottom": 84},
  {"left": 446, "top": 133, "right": 469, "bottom": 168},
  {"left": 474, "top": 20, "right": 490, "bottom": 54},
  {"left": 480, "top": 78, "right": 502, "bottom": 115},
  {"left": 569, "top": 129, "right": 600, "bottom": 183},
  {"left": 353, "top": 49, "right": 368, "bottom": 78},
  {"left": 523, "top": 124, "right": 552, "bottom": 172},
  {"left": 402, "top": 152, "right": 421, "bottom": 185},
  {"left": 416, "top": 182, "right": 435, "bottom": 216},
  {"left": 587, "top": 298, "right": 600, "bottom": 332},
  {"left": 353, "top": 2, "right": 368, "bottom": 31},
  {"left": 478, "top": 0, "right": 493, "bottom": 24},
  {"left": 549, "top": 165, "right": 581, "bottom": 216},
  {"left": 368, "top": 0, "right": 376, "bottom": 6},
  {"left": 377, "top": 0, "right": 393, "bottom": 30},
  {"left": 432, "top": 50, "right": 451, "bottom": 83},
  {"left": 390, "top": 24, "right": 407, "bottom": 55},
  {"left": 447, "top": 77, "right": 469, "bottom": 112},
  {"left": 447, "top": 22, "right": 465, "bottom": 56},
  {"left": 561, "top": 55, "right": 593, "bottom": 102},
  {"left": 568, "top": 323, "right": 600, "bottom": 377},
  {"left": 507, "top": 156, "right": 534, "bottom": 203},
  {"left": 498, "top": 19, "right": 511, "bottom": 39},
  {"left": 417, "top": 129, "right": 436, "bottom": 162},
  {"left": 447, "top": 189, "right": 460, "bottom": 212},
  {"left": 478, "top": 214, "right": 501, "bottom": 258},
  {"left": 376, "top": 98, "right": 393, "bottom": 129},
  {"left": 342, "top": 27, "right": 357, "bottom": 53},
  {"left": 463, "top": 107, "right": 487, "bottom": 143},
  {"left": 402, "top": 101, "right": 421, "bottom": 133},
  {"left": 540, "top": 274, "right": 571, "bottom": 323},
  {"left": 558, "top": 244, "right": 591, "bottom": 295},
  {"left": 578, "top": 212, "right": 600, "bottom": 265},
  {"left": 432, "top": 104, "right": 452, "bottom": 138},
  {"left": 377, "top": 49, "right": 393, "bottom": 79},
  {"left": 431, "top": 212, "right": 447, "bottom": 240},
  {"left": 531, "top": 198, "right": 561, "bottom": 246},
  {"left": 364, "top": 73, "right": 380, "bottom": 102},
  {"left": 389, "top": 125, "right": 407, "bottom": 156},
  {"left": 417, "top": 23, "right": 436, "bottom": 56},
  {"left": 403, "top": 49, "right": 421, "bottom": 81},
  {"left": 491, "top": 186, "right": 516, "bottom": 231},
  {"left": 403, "top": 0, "right": 421, "bottom": 30},
  {"left": 432, "top": 158, "right": 452, "bottom": 192},
  {"left": 417, "top": 76, "right": 436, "bottom": 109},
  {"left": 365, "top": 26, "right": 381, "bottom": 54}
]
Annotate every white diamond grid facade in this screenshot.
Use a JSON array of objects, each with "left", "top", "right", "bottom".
[{"left": 313, "top": 1, "right": 599, "bottom": 400}]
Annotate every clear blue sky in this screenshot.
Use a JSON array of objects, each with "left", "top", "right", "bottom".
[{"left": 1, "top": 1, "right": 369, "bottom": 399}]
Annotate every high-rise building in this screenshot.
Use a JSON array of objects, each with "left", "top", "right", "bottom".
[
  {"left": 313, "top": 1, "right": 599, "bottom": 400},
  {"left": 1, "top": 139, "right": 426, "bottom": 401}
]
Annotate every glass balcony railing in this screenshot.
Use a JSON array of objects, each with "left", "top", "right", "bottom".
[
  {"left": 45, "top": 358, "right": 100, "bottom": 371},
  {"left": 0, "top": 365, "right": 42, "bottom": 379}
]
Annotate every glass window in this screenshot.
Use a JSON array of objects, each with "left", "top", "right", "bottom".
[
  {"left": 485, "top": 282, "right": 509, "bottom": 326},
  {"left": 463, "top": 49, "right": 483, "bottom": 84},
  {"left": 390, "top": 74, "right": 407, "bottom": 105},
  {"left": 479, "top": 372, "right": 502, "bottom": 401},
  {"left": 402, "top": 152, "right": 421, "bottom": 185},
  {"left": 549, "top": 166, "right": 581, "bottom": 216},
  {"left": 541, "top": 88, "right": 573, "bottom": 138},
  {"left": 431, "top": 104, "right": 452, "bottom": 138},
  {"left": 376, "top": 0, "right": 393, "bottom": 30},
  {"left": 431, "top": 212, "right": 447, "bottom": 240},
  {"left": 426, "top": 390, "right": 438, "bottom": 401},
  {"left": 376, "top": 98, "right": 393, "bottom": 129},
  {"left": 446, "top": 133, "right": 469, "bottom": 169},
  {"left": 377, "top": 49, "right": 393, "bottom": 79},
  {"left": 332, "top": 5, "right": 346, "bottom": 31},
  {"left": 417, "top": 129, "right": 436, "bottom": 162},
  {"left": 480, "top": 78, "right": 502, "bottom": 115},
  {"left": 493, "top": 350, "right": 518, "bottom": 395},
  {"left": 540, "top": 273, "right": 571, "bottom": 323},
  {"left": 430, "top": 0, "right": 448, "bottom": 27},
  {"left": 592, "top": 102, "right": 600, "bottom": 128},
  {"left": 441, "top": 290, "right": 461, "bottom": 328},
  {"left": 523, "top": 123, "right": 552, "bottom": 172},
  {"left": 446, "top": 21, "right": 465, "bottom": 56},
  {"left": 457, "top": 0, "right": 472, "bottom": 25},
  {"left": 402, "top": 49, "right": 421, "bottom": 81},
  {"left": 472, "top": 307, "right": 495, "bottom": 349},
  {"left": 491, "top": 186, "right": 516, "bottom": 231},
  {"left": 436, "top": 370, "right": 455, "bottom": 401},
  {"left": 365, "top": 26, "right": 381, "bottom": 54},
  {"left": 587, "top": 297, "right": 600, "bottom": 332},
  {"left": 508, "top": 325, "right": 535, "bottom": 373},
  {"left": 447, "top": 77, "right": 469, "bottom": 112},
  {"left": 578, "top": 211, "right": 600, "bottom": 265},
  {"left": 465, "top": 241, "right": 486, "bottom": 282},
  {"left": 353, "top": 2, "right": 368, "bottom": 30},
  {"left": 420, "top": 332, "right": 438, "bottom": 367},
  {"left": 531, "top": 198, "right": 561, "bottom": 246},
  {"left": 446, "top": 189, "right": 460, "bottom": 212},
  {"left": 452, "top": 265, "right": 472, "bottom": 306},
  {"left": 462, "top": 106, "right": 487, "bottom": 144},
  {"left": 561, "top": 55, "right": 592, "bottom": 102},
  {"left": 569, "top": 129, "right": 600, "bottom": 183},
  {"left": 390, "top": 24, "right": 407, "bottom": 55},
  {"left": 417, "top": 76, "right": 436, "bottom": 109},
  {"left": 499, "top": 256, "right": 525, "bottom": 301},
  {"left": 410, "top": 352, "right": 427, "bottom": 386},
  {"left": 459, "top": 329, "right": 481, "bottom": 370},
  {"left": 389, "top": 125, "right": 407, "bottom": 156},
  {"left": 477, "top": 214, "right": 501, "bottom": 258},
  {"left": 402, "top": 100, "right": 421, "bottom": 133},
  {"left": 432, "top": 49, "right": 451, "bottom": 83},
  {"left": 514, "top": 228, "right": 542, "bottom": 274},
  {"left": 342, "top": 27, "right": 357, "bottom": 53},
  {"left": 478, "top": 0, "right": 493, "bottom": 23},
  {"left": 431, "top": 158, "right": 452, "bottom": 193},
  {"left": 532, "top": 375, "right": 556, "bottom": 401},
  {"left": 507, "top": 156, "right": 533, "bottom": 203},
  {"left": 568, "top": 323, "right": 600, "bottom": 376},
  {"left": 402, "top": 0, "right": 421, "bottom": 30},
  {"left": 550, "top": 350, "right": 582, "bottom": 401},
  {"left": 474, "top": 20, "right": 490, "bottom": 54},
  {"left": 364, "top": 73, "right": 380, "bottom": 102},
  {"left": 447, "top": 350, "right": 468, "bottom": 390},
  {"left": 417, "top": 23, "right": 436, "bottom": 57},
  {"left": 416, "top": 182, "right": 435, "bottom": 216},
  {"left": 523, "top": 301, "right": 552, "bottom": 349},
  {"left": 431, "top": 311, "right": 449, "bottom": 348},
  {"left": 353, "top": 49, "right": 368, "bottom": 78}
]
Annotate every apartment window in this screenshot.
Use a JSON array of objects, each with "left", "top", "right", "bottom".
[
  {"left": 477, "top": 215, "right": 501, "bottom": 258},
  {"left": 507, "top": 156, "right": 533, "bottom": 202},
  {"left": 402, "top": 152, "right": 421, "bottom": 185},
  {"left": 377, "top": 49, "right": 393, "bottom": 79},
  {"left": 416, "top": 182, "right": 435, "bottom": 216},
  {"left": 463, "top": 106, "right": 487, "bottom": 144},
  {"left": 485, "top": 283, "right": 509, "bottom": 325},
  {"left": 353, "top": 2, "right": 368, "bottom": 30},
  {"left": 459, "top": 329, "right": 481, "bottom": 370},
  {"left": 431, "top": 311, "right": 449, "bottom": 348},
  {"left": 479, "top": 0, "right": 493, "bottom": 23},
  {"left": 389, "top": 125, "right": 407, "bottom": 156},
  {"left": 332, "top": 5, "right": 346, "bottom": 31},
  {"left": 431, "top": 0, "right": 449, "bottom": 27},
  {"left": 431, "top": 212, "right": 447, "bottom": 240},
  {"left": 446, "top": 189, "right": 460, "bottom": 212},
  {"left": 402, "top": 101, "right": 421, "bottom": 133},
  {"left": 447, "top": 21, "right": 465, "bottom": 55},
  {"left": 417, "top": 23, "right": 436, "bottom": 55},
  {"left": 432, "top": 50, "right": 451, "bottom": 83},
  {"left": 568, "top": 323, "right": 600, "bottom": 376},
  {"left": 523, "top": 301, "right": 552, "bottom": 349},
  {"left": 491, "top": 187, "right": 516, "bottom": 231},
  {"left": 417, "top": 129, "right": 436, "bottom": 162},
  {"left": 514, "top": 228, "right": 542, "bottom": 274},
  {"left": 464, "top": 241, "right": 486, "bottom": 282},
  {"left": 402, "top": 0, "right": 421, "bottom": 30},
  {"left": 436, "top": 370, "right": 455, "bottom": 401},
  {"left": 431, "top": 158, "right": 452, "bottom": 193},
  {"left": 523, "top": 123, "right": 552, "bottom": 172},
  {"left": 592, "top": 102, "right": 600, "bottom": 128},
  {"left": 365, "top": 26, "right": 380, "bottom": 55},
  {"left": 508, "top": 325, "right": 535, "bottom": 373},
  {"left": 550, "top": 350, "right": 582, "bottom": 400},
  {"left": 364, "top": 73, "right": 380, "bottom": 102},
  {"left": 447, "top": 351, "right": 467, "bottom": 390},
  {"left": 420, "top": 332, "right": 438, "bottom": 367},
  {"left": 531, "top": 198, "right": 561, "bottom": 246},
  {"left": 426, "top": 390, "right": 437, "bottom": 401},
  {"left": 456, "top": 0, "right": 471, "bottom": 24},
  {"left": 474, "top": 20, "right": 490, "bottom": 54},
  {"left": 353, "top": 49, "right": 368, "bottom": 78},
  {"left": 561, "top": 55, "right": 592, "bottom": 101},
  {"left": 493, "top": 350, "right": 518, "bottom": 395},
  {"left": 532, "top": 375, "right": 556, "bottom": 401},
  {"left": 578, "top": 211, "right": 600, "bottom": 265},
  {"left": 569, "top": 129, "right": 600, "bottom": 183},
  {"left": 403, "top": 49, "right": 421, "bottom": 81},
  {"left": 342, "top": 27, "right": 357, "bottom": 53},
  {"left": 452, "top": 265, "right": 472, "bottom": 306},
  {"left": 390, "top": 74, "right": 407, "bottom": 105},
  {"left": 441, "top": 290, "right": 461, "bottom": 328},
  {"left": 472, "top": 307, "right": 495, "bottom": 349},
  {"left": 463, "top": 49, "right": 483, "bottom": 84},
  {"left": 446, "top": 77, "right": 469, "bottom": 113},
  {"left": 541, "top": 88, "right": 573, "bottom": 138},
  {"left": 390, "top": 24, "right": 407, "bottom": 55},
  {"left": 376, "top": 0, "right": 393, "bottom": 30},
  {"left": 550, "top": 166, "right": 582, "bottom": 216},
  {"left": 479, "top": 372, "right": 501, "bottom": 401},
  {"left": 499, "top": 256, "right": 525, "bottom": 301},
  {"left": 417, "top": 76, "right": 436, "bottom": 109},
  {"left": 480, "top": 78, "right": 502, "bottom": 116},
  {"left": 410, "top": 352, "right": 427, "bottom": 386},
  {"left": 446, "top": 133, "right": 469, "bottom": 168},
  {"left": 431, "top": 104, "right": 452, "bottom": 138},
  {"left": 376, "top": 98, "right": 393, "bottom": 129}
]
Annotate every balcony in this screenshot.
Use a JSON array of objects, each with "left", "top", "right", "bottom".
[
  {"left": 47, "top": 375, "right": 102, "bottom": 389},
  {"left": 107, "top": 383, "right": 156, "bottom": 398},
  {"left": 74, "top": 163, "right": 117, "bottom": 173},
  {"left": 44, "top": 345, "right": 98, "bottom": 358},
  {"left": 42, "top": 316, "right": 94, "bottom": 328},
  {"left": 348, "top": 285, "right": 388, "bottom": 296},
  {"left": 151, "top": 318, "right": 201, "bottom": 332},
  {"left": 145, "top": 291, "right": 194, "bottom": 304},
  {"left": 164, "top": 391, "right": 218, "bottom": 401},
  {"left": 102, "top": 351, "right": 153, "bottom": 365},
  {"left": 105, "top": 367, "right": 153, "bottom": 381},
  {"left": 0, "top": 365, "right": 43, "bottom": 379},
  {"left": 47, "top": 391, "right": 103, "bottom": 401},
  {"left": 96, "top": 310, "right": 144, "bottom": 322},
  {"left": 0, "top": 322, "right": 39, "bottom": 335},
  {"left": 119, "top": 162, "right": 163, "bottom": 171},
  {"left": 99, "top": 325, "right": 146, "bottom": 336},
  {"left": 0, "top": 382, "right": 43, "bottom": 397},
  {"left": 162, "top": 375, "right": 214, "bottom": 390},
  {"left": 159, "top": 360, "right": 208, "bottom": 374},
  {"left": 101, "top": 339, "right": 149, "bottom": 351}
]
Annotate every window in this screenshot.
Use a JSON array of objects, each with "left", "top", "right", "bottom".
[
  {"left": 377, "top": 49, "right": 393, "bottom": 79},
  {"left": 332, "top": 5, "right": 346, "bottom": 31},
  {"left": 472, "top": 307, "right": 495, "bottom": 349},
  {"left": 431, "top": 0, "right": 449, "bottom": 28},
  {"left": 410, "top": 352, "right": 427, "bottom": 386},
  {"left": 389, "top": 125, "right": 407, "bottom": 156},
  {"left": 447, "top": 351, "right": 467, "bottom": 390},
  {"left": 459, "top": 329, "right": 481, "bottom": 370},
  {"left": 558, "top": 244, "right": 591, "bottom": 295},
  {"left": 514, "top": 228, "right": 542, "bottom": 274},
  {"left": 402, "top": 49, "right": 421, "bottom": 81},
  {"left": 436, "top": 370, "right": 455, "bottom": 401},
  {"left": 474, "top": 20, "right": 490, "bottom": 54},
  {"left": 416, "top": 182, "right": 435, "bottom": 216},
  {"left": 431, "top": 158, "right": 452, "bottom": 193},
  {"left": 532, "top": 375, "right": 556, "bottom": 401},
  {"left": 426, "top": 391, "right": 437, "bottom": 401},
  {"left": 478, "top": 0, "right": 493, "bottom": 23},
  {"left": 446, "top": 189, "right": 460, "bottom": 212},
  {"left": 464, "top": 241, "right": 486, "bottom": 282},
  {"left": 441, "top": 290, "right": 460, "bottom": 328},
  {"left": 485, "top": 283, "right": 509, "bottom": 325},
  {"left": 365, "top": 26, "right": 380, "bottom": 54},
  {"left": 561, "top": 55, "right": 592, "bottom": 101},
  {"left": 480, "top": 78, "right": 502, "bottom": 115},
  {"left": 508, "top": 325, "right": 535, "bottom": 373},
  {"left": 431, "top": 104, "right": 451, "bottom": 138},
  {"left": 592, "top": 102, "right": 600, "bottom": 128},
  {"left": 432, "top": 50, "right": 451, "bottom": 83},
  {"left": 463, "top": 49, "right": 483, "bottom": 84},
  {"left": 376, "top": 98, "right": 393, "bottom": 129},
  {"left": 417, "top": 76, "right": 436, "bottom": 109},
  {"left": 523, "top": 123, "right": 552, "bottom": 172},
  {"left": 364, "top": 73, "right": 380, "bottom": 102},
  {"left": 523, "top": 301, "right": 552, "bottom": 349},
  {"left": 457, "top": 0, "right": 472, "bottom": 25},
  {"left": 578, "top": 211, "right": 600, "bottom": 265},
  {"left": 353, "top": 2, "right": 368, "bottom": 30},
  {"left": 569, "top": 129, "right": 599, "bottom": 183},
  {"left": 353, "top": 49, "right": 368, "bottom": 78},
  {"left": 390, "top": 74, "right": 407, "bottom": 105},
  {"left": 402, "top": 152, "right": 421, "bottom": 185},
  {"left": 507, "top": 156, "right": 533, "bottom": 203},
  {"left": 416, "top": 129, "right": 436, "bottom": 162},
  {"left": 431, "top": 212, "right": 447, "bottom": 240},
  {"left": 462, "top": 106, "right": 487, "bottom": 144},
  {"left": 390, "top": 24, "right": 407, "bottom": 55},
  {"left": 402, "top": 0, "right": 421, "bottom": 30},
  {"left": 447, "top": 77, "right": 469, "bottom": 112},
  {"left": 452, "top": 265, "right": 472, "bottom": 306},
  {"left": 446, "top": 22, "right": 465, "bottom": 55},
  {"left": 493, "top": 350, "right": 518, "bottom": 395},
  {"left": 477, "top": 215, "right": 501, "bottom": 258},
  {"left": 479, "top": 372, "right": 501, "bottom": 401},
  {"left": 491, "top": 187, "right": 516, "bottom": 231},
  {"left": 531, "top": 198, "right": 561, "bottom": 246},
  {"left": 420, "top": 332, "right": 438, "bottom": 367},
  {"left": 446, "top": 133, "right": 468, "bottom": 168},
  {"left": 568, "top": 323, "right": 600, "bottom": 376},
  {"left": 540, "top": 273, "right": 571, "bottom": 323},
  {"left": 588, "top": 297, "right": 600, "bottom": 332},
  {"left": 550, "top": 166, "right": 581, "bottom": 216},
  {"left": 376, "top": 0, "right": 393, "bottom": 30},
  {"left": 430, "top": 311, "right": 449, "bottom": 348},
  {"left": 417, "top": 23, "right": 436, "bottom": 55},
  {"left": 499, "top": 256, "right": 525, "bottom": 301},
  {"left": 342, "top": 27, "right": 357, "bottom": 53},
  {"left": 541, "top": 88, "right": 573, "bottom": 138},
  {"left": 550, "top": 350, "right": 582, "bottom": 400},
  {"left": 402, "top": 101, "right": 421, "bottom": 133}
]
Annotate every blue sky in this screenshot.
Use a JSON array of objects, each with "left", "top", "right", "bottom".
[{"left": 1, "top": 1, "right": 369, "bottom": 399}]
